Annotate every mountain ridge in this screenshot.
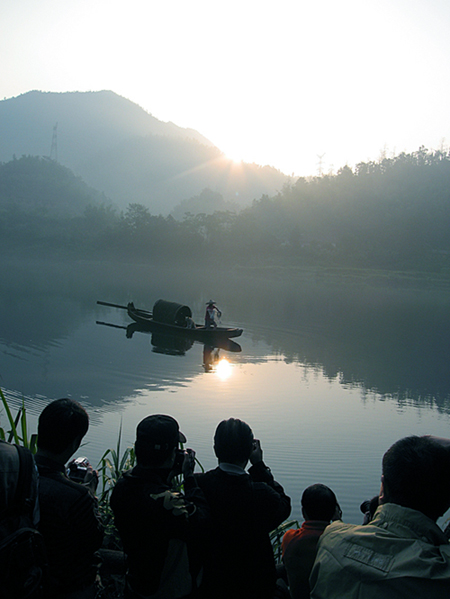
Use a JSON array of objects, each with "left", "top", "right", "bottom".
[{"left": 0, "top": 90, "right": 290, "bottom": 214}]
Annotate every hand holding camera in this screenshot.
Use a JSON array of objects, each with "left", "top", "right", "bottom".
[
  {"left": 181, "top": 448, "right": 196, "bottom": 478},
  {"left": 67, "top": 456, "right": 99, "bottom": 494},
  {"left": 172, "top": 447, "right": 196, "bottom": 478},
  {"left": 250, "top": 439, "right": 263, "bottom": 465}
]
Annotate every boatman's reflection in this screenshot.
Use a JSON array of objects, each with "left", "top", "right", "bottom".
[{"left": 203, "top": 345, "right": 220, "bottom": 372}]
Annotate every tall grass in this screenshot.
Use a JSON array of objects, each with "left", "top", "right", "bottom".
[
  {"left": 97, "top": 420, "right": 136, "bottom": 505},
  {"left": 270, "top": 519, "right": 300, "bottom": 564},
  {"left": 97, "top": 421, "right": 136, "bottom": 549},
  {"left": 0, "top": 388, "right": 38, "bottom": 451}
]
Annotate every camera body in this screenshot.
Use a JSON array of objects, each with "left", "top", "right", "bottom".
[
  {"left": 67, "top": 456, "right": 90, "bottom": 483},
  {"left": 173, "top": 448, "right": 194, "bottom": 475},
  {"left": 173, "top": 449, "right": 187, "bottom": 474}
]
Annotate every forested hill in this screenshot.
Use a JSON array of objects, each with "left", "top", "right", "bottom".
[
  {"left": 0, "top": 90, "right": 290, "bottom": 213},
  {"left": 247, "top": 148, "right": 450, "bottom": 269},
  {"left": 1, "top": 148, "right": 449, "bottom": 273},
  {"left": 0, "top": 156, "right": 106, "bottom": 217}
]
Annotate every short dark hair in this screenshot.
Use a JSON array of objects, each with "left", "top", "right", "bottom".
[
  {"left": 38, "top": 398, "right": 89, "bottom": 454},
  {"left": 301, "top": 484, "right": 337, "bottom": 521},
  {"left": 214, "top": 418, "right": 254, "bottom": 464},
  {"left": 382, "top": 435, "right": 450, "bottom": 521}
]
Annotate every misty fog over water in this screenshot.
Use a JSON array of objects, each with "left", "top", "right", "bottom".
[{"left": 1, "top": 259, "right": 450, "bottom": 526}]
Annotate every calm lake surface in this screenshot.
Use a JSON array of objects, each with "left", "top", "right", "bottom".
[{"left": 1, "top": 260, "right": 450, "bottom": 527}]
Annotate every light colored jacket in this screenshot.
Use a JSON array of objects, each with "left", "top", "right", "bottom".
[{"left": 310, "top": 503, "right": 450, "bottom": 599}]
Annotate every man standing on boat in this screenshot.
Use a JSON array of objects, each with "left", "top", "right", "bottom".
[{"left": 205, "top": 300, "right": 221, "bottom": 328}]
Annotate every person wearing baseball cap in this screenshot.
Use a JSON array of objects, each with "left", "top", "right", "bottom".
[
  {"left": 111, "top": 414, "right": 209, "bottom": 599},
  {"left": 134, "top": 414, "right": 187, "bottom": 464}
]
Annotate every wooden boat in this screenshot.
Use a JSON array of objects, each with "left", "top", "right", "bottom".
[
  {"left": 97, "top": 299, "right": 243, "bottom": 342},
  {"left": 128, "top": 301, "right": 243, "bottom": 341}
]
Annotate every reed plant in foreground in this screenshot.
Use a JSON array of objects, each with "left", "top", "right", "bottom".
[
  {"left": 97, "top": 420, "right": 136, "bottom": 505},
  {"left": 270, "top": 519, "right": 300, "bottom": 563},
  {"left": 0, "top": 387, "right": 38, "bottom": 451},
  {"left": 96, "top": 420, "right": 136, "bottom": 549}
]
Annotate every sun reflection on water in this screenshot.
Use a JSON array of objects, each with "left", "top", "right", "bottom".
[{"left": 215, "top": 358, "right": 232, "bottom": 381}]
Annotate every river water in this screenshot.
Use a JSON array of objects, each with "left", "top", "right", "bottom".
[{"left": 1, "top": 260, "right": 450, "bottom": 527}]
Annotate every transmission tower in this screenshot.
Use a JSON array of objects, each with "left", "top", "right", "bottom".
[
  {"left": 316, "top": 153, "right": 325, "bottom": 176},
  {"left": 50, "top": 123, "right": 58, "bottom": 161}
]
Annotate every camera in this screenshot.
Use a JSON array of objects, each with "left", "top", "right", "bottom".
[
  {"left": 67, "top": 456, "right": 90, "bottom": 483},
  {"left": 173, "top": 448, "right": 194, "bottom": 475}
]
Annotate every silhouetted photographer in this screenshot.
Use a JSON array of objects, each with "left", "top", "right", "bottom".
[
  {"left": 111, "top": 414, "right": 209, "bottom": 599},
  {"left": 196, "top": 418, "right": 291, "bottom": 599},
  {"left": 35, "top": 398, "right": 104, "bottom": 599}
]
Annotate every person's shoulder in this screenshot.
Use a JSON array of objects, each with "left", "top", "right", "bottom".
[
  {"left": 282, "top": 527, "right": 302, "bottom": 547},
  {"left": 0, "top": 439, "right": 19, "bottom": 453},
  {"left": 322, "top": 519, "right": 356, "bottom": 536},
  {"left": 195, "top": 467, "right": 222, "bottom": 489},
  {"left": 110, "top": 469, "right": 139, "bottom": 499},
  {"left": 0, "top": 440, "right": 20, "bottom": 463},
  {"left": 196, "top": 467, "right": 220, "bottom": 480},
  {"left": 317, "top": 520, "right": 374, "bottom": 554},
  {"left": 39, "top": 468, "right": 93, "bottom": 502},
  {"left": 110, "top": 474, "right": 125, "bottom": 498},
  {"left": 114, "top": 469, "right": 134, "bottom": 485},
  {"left": 250, "top": 478, "right": 282, "bottom": 495}
]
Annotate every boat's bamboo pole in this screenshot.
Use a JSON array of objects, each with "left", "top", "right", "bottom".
[{"left": 97, "top": 300, "right": 128, "bottom": 310}]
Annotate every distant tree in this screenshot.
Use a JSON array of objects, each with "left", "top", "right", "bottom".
[
  {"left": 170, "top": 188, "right": 239, "bottom": 220},
  {"left": 121, "top": 203, "right": 152, "bottom": 233}
]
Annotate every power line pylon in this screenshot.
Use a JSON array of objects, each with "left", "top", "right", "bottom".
[{"left": 316, "top": 153, "right": 325, "bottom": 176}]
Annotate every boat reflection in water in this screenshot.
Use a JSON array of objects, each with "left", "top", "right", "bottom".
[
  {"left": 96, "top": 320, "right": 241, "bottom": 368},
  {"left": 150, "top": 332, "right": 194, "bottom": 356},
  {"left": 127, "top": 323, "right": 194, "bottom": 356},
  {"left": 132, "top": 322, "right": 241, "bottom": 371}
]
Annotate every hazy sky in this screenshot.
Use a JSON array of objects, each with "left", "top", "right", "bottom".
[{"left": 1, "top": 0, "right": 449, "bottom": 176}]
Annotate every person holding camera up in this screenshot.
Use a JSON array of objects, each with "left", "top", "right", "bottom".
[
  {"left": 35, "top": 398, "right": 104, "bottom": 599},
  {"left": 110, "top": 414, "right": 209, "bottom": 599},
  {"left": 196, "top": 418, "right": 291, "bottom": 599}
]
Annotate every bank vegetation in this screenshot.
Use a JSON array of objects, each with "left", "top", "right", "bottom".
[{"left": 1, "top": 148, "right": 450, "bottom": 274}]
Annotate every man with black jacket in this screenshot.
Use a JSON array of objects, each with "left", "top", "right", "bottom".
[
  {"left": 35, "top": 398, "right": 104, "bottom": 599},
  {"left": 111, "top": 414, "right": 209, "bottom": 599},
  {"left": 196, "top": 418, "right": 291, "bottom": 599}
]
